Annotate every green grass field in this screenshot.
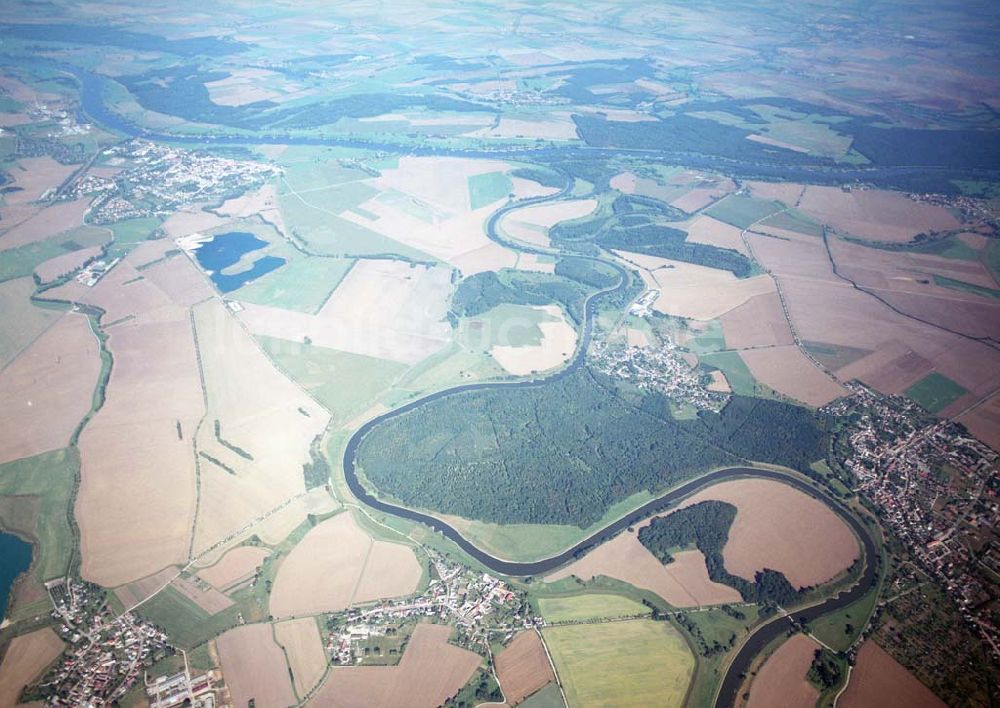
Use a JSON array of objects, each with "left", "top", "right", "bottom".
[
  {"left": 456, "top": 303, "right": 557, "bottom": 352},
  {"left": 760, "top": 209, "right": 824, "bottom": 237},
  {"left": 456, "top": 489, "right": 655, "bottom": 562},
  {"left": 468, "top": 171, "right": 513, "bottom": 210},
  {"left": 904, "top": 372, "right": 968, "bottom": 413},
  {"left": 687, "top": 320, "right": 725, "bottom": 354},
  {"left": 539, "top": 593, "right": 650, "bottom": 623},
  {"left": 0, "top": 448, "right": 79, "bottom": 581},
  {"left": 705, "top": 195, "right": 784, "bottom": 229},
  {"left": 802, "top": 340, "right": 872, "bottom": 371},
  {"left": 699, "top": 351, "right": 758, "bottom": 396},
  {"left": 279, "top": 190, "right": 432, "bottom": 260},
  {"left": 233, "top": 254, "right": 354, "bottom": 313},
  {"left": 933, "top": 274, "right": 1000, "bottom": 301},
  {"left": 520, "top": 682, "right": 565, "bottom": 708},
  {"left": 809, "top": 583, "right": 878, "bottom": 651},
  {"left": 109, "top": 217, "right": 161, "bottom": 245},
  {"left": 543, "top": 619, "right": 694, "bottom": 707},
  {"left": 259, "top": 336, "right": 407, "bottom": 425}
]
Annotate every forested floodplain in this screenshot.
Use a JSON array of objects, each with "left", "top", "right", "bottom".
[{"left": 356, "top": 366, "right": 828, "bottom": 527}]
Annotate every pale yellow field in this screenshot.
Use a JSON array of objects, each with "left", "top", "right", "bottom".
[
  {"left": 161, "top": 208, "right": 232, "bottom": 239},
  {"left": 0, "top": 627, "right": 64, "bottom": 707},
  {"left": 746, "top": 181, "right": 805, "bottom": 207},
  {"left": 500, "top": 198, "right": 598, "bottom": 248},
  {"left": 684, "top": 215, "right": 750, "bottom": 255},
  {"left": 237, "top": 259, "right": 453, "bottom": 364},
  {"left": 616, "top": 250, "right": 775, "bottom": 320},
  {"left": 71, "top": 249, "right": 204, "bottom": 586},
  {"left": 739, "top": 345, "right": 847, "bottom": 406},
  {"left": 217, "top": 623, "right": 296, "bottom": 708},
  {"left": 707, "top": 370, "right": 731, "bottom": 393},
  {"left": 680, "top": 478, "right": 859, "bottom": 588},
  {"left": 196, "top": 546, "right": 271, "bottom": 591},
  {"left": 547, "top": 531, "right": 741, "bottom": 608},
  {"left": 0, "top": 313, "right": 100, "bottom": 465},
  {"left": 191, "top": 298, "right": 329, "bottom": 556},
  {"left": 747, "top": 634, "right": 820, "bottom": 708},
  {"left": 270, "top": 511, "right": 421, "bottom": 618},
  {"left": 721, "top": 292, "right": 793, "bottom": 349},
  {"left": 275, "top": 618, "right": 328, "bottom": 698},
  {"left": 490, "top": 305, "right": 577, "bottom": 375},
  {"left": 310, "top": 623, "right": 481, "bottom": 708},
  {"left": 33, "top": 246, "right": 103, "bottom": 283}
]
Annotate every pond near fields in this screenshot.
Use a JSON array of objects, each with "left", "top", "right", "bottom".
[
  {"left": 0, "top": 531, "right": 32, "bottom": 622},
  {"left": 193, "top": 231, "right": 285, "bottom": 293}
]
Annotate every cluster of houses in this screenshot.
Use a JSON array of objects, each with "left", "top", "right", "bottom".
[{"left": 826, "top": 383, "right": 1000, "bottom": 657}]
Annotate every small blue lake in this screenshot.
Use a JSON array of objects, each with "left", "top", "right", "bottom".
[
  {"left": 193, "top": 231, "right": 285, "bottom": 293},
  {"left": 0, "top": 531, "right": 32, "bottom": 622}
]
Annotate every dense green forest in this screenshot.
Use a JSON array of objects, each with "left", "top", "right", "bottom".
[
  {"left": 450, "top": 269, "right": 595, "bottom": 323},
  {"left": 356, "top": 366, "right": 829, "bottom": 527},
  {"left": 553, "top": 256, "right": 620, "bottom": 288},
  {"left": 638, "top": 501, "right": 798, "bottom": 606},
  {"left": 548, "top": 195, "right": 756, "bottom": 277}
]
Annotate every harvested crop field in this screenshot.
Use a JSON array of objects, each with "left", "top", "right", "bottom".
[
  {"left": 490, "top": 305, "right": 577, "bottom": 375},
  {"left": 217, "top": 623, "right": 296, "bottom": 708},
  {"left": 0, "top": 627, "right": 64, "bottom": 707},
  {"left": 0, "top": 198, "right": 91, "bottom": 252},
  {"left": 238, "top": 259, "right": 453, "bottom": 365},
  {"left": 495, "top": 631, "right": 555, "bottom": 706},
  {"left": 720, "top": 292, "right": 793, "bottom": 349},
  {"left": 275, "top": 618, "right": 328, "bottom": 698},
  {"left": 746, "top": 227, "right": 1000, "bottom": 408},
  {"left": 76, "top": 287, "right": 203, "bottom": 587},
  {"left": 840, "top": 641, "right": 944, "bottom": 708},
  {"left": 114, "top": 566, "right": 179, "bottom": 609},
  {"left": 683, "top": 215, "right": 750, "bottom": 255},
  {"left": 797, "top": 187, "right": 959, "bottom": 242},
  {"left": 746, "top": 633, "right": 820, "bottom": 708},
  {"left": 501, "top": 199, "right": 597, "bottom": 248},
  {"left": 738, "top": 345, "right": 847, "bottom": 406},
  {"left": 270, "top": 511, "right": 421, "bottom": 618},
  {"left": 33, "top": 245, "right": 102, "bottom": 283},
  {"left": 310, "top": 623, "right": 481, "bottom": 708},
  {"left": 746, "top": 181, "right": 805, "bottom": 207},
  {"left": 0, "top": 313, "right": 100, "bottom": 465},
  {"left": 543, "top": 619, "right": 694, "bottom": 708},
  {"left": 616, "top": 250, "right": 775, "bottom": 320},
  {"left": 0, "top": 278, "right": 61, "bottom": 367},
  {"left": 959, "top": 393, "right": 1000, "bottom": 451},
  {"left": 680, "top": 478, "right": 859, "bottom": 588},
  {"left": 191, "top": 298, "right": 328, "bottom": 557},
  {"left": 171, "top": 575, "right": 234, "bottom": 615},
  {"left": 197, "top": 546, "right": 270, "bottom": 591},
  {"left": 546, "top": 531, "right": 741, "bottom": 608}
]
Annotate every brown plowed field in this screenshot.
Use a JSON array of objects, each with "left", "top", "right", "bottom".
[
  {"left": 840, "top": 641, "right": 945, "bottom": 708},
  {"left": 746, "top": 633, "right": 820, "bottom": 708},
  {"left": 495, "top": 631, "right": 554, "bottom": 705}
]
